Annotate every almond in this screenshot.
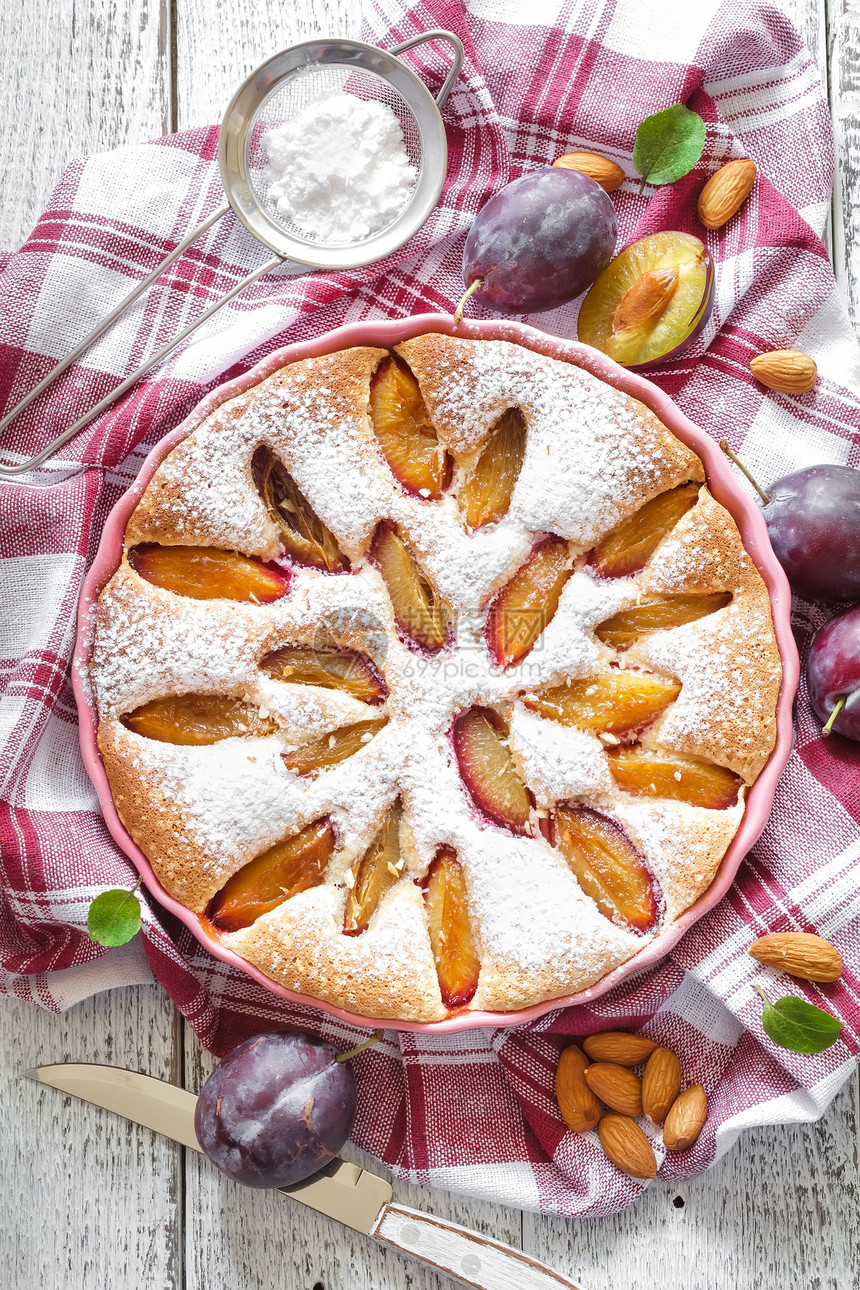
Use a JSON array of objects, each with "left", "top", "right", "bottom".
[
  {"left": 697, "top": 158, "right": 757, "bottom": 229},
  {"left": 598, "top": 1113, "right": 657, "bottom": 1179},
  {"left": 612, "top": 267, "right": 679, "bottom": 334},
  {"left": 582, "top": 1031, "right": 659, "bottom": 1065},
  {"left": 555, "top": 1045, "right": 603, "bottom": 1133},
  {"left": 750, "top": 349, "right": 817, "bottom": 393},
  {"left": 749, "top": 931, "right": 842, "bottom": 983},
  {"left": 642, "top": 1046, "right": 682, "bottom": 1124},
  {"left": 584, "top": 1061, "right": 643, "bottom": 1117},
  {"left": 663, "top": 1084, "right": 708, "bottom": 1151},
  {"left": 553, "top": 150, "right": 625, "bottom": 192}
]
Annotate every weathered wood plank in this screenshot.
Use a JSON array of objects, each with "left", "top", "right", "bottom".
[
  {"left": 782, "top": 0, "right": 834, "bottom": 256},
  {"left": 828, "top": 0, "right": 860, "bottom": 332},
  {"left": 0, "top": 988, "right": 182, "bottom": 1288},
  {"left": 524, "top": 1070, "right": 859, "bottom": 1290},
  {"left": 174, "top": 0, "right": 361, "bottom": 130},
  {"left": 0, "top": 0, "right": 171, "bottom": 250},
  {"left": 182, "top": 1031, "right": 523, "bottom": 1290}
]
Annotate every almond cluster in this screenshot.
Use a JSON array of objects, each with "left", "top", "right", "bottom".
[{"left": 555, "top": 1030, "right": 708, "bottom": 1179}]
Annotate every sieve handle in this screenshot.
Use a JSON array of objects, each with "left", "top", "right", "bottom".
[
  {"left": 388, "top": 29, "right": 464, "bottom": 109},
  {"left": 0, "top": 202, "right": 234, "bottom": 476},
  {"left": 0, "top": 243, "right": 282, "bottom": 477}
]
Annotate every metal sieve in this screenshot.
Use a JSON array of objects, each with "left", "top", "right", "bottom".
[{"left": 0, "top": 31, "right": 463, "bottom": 476}]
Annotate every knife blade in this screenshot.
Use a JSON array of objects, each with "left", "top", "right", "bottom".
[{"left": 26, "top": 1063, "right": 586, "bottom": 1290}]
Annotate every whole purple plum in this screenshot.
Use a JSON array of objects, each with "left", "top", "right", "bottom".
[
  {"left": 807, "top": 604, "right": 860, "bottom": 741},
  {"left": 194, "top": 1030, "right": 358, "bottom": 1188},
  {"left": 762, "top": 464, "right": 860, "bottom": 601},
  {"left": 462, "top": 168, "right": 617, "bottom": 315}
]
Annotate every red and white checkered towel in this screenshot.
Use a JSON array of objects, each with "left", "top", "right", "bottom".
[{"left": 1, "top": 0, "right": 857, "bottom": 1217}]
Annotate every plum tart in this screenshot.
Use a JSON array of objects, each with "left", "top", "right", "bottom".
[{"left": 90, "top": 334, "right": 782, "bottom": 1022}]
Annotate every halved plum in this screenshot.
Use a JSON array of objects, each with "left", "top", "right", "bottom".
[{"left": 577, "top": 231, "right": 714, "bottom": 369}]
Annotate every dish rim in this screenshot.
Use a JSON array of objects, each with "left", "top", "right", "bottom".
[{"left": 71, "top": 313, "right": 800, "bottom": 1033}]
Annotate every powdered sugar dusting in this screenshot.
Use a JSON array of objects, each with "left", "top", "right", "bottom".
[
  {"left": 509, "top": 706, "right": 614, "bottom": 806},
  {"left": 466, "top": 829, "right": 641, "bottom": 986}
]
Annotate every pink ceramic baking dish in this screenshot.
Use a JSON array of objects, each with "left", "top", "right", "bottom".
[{"left": 72, "top": 314, "right": 799, "bottom": 1033}]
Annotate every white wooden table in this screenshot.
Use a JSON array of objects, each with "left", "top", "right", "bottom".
[{"left": 1, "top": 2, "right": 858, "bottom": 1287}]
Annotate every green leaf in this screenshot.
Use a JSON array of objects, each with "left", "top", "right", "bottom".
[
  {"left": 633, "top": 104, "right": 707, "bottom": 187},
  {"left": 87, "top": 883, "right": 142, "bottom": 947},
  {"left": 754, "top": 985, "right": 843, "bottom": 1055}
]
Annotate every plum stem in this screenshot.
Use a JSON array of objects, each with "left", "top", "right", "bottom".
[
  {"left": 111, "top": 877, "right": 143, "bottom": 909},
  {"left": 719, "top": 438, "right": 771, "bottom": 504},
  {"left": 453, "top": 279, "right": 483, "bottom": 325},
  {"left": 335, "top": 1029, "right": 384, "bottom": 1063},
  {"left": 822, "top": 696, "right": 845, "bottom": 737},
  {"left": 752, "top": 981, "right": 770, "bottom": 1004}
]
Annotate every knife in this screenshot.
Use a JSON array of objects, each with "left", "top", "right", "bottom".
[{"left": 26, "top": 1063, "right": 585, "bottom": 1290}]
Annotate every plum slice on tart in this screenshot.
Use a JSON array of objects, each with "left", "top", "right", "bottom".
[
  {"left": 423, "top": 846, "right": 480, "bottom": 1010},
  {"left": 343, "top": 801, "right": 402, "bottom": 936},
  {"left": 261, "top": 645, "right": 388, "bottom": 705},
  {"left": 208, "top": 817, "right": 336, "bottom": 932},
  {"left": 282, "top": 717, "right": 389, "bottom": 777},
  {"left": 452, "top": 706, "right": 532, "bottom": 835},
  {"left": 458, "top": 406, "right": 527, "bottom": 531},
  {"left": 485, "top": 535, "right": 573, "bottom": 667},
  {"left": 129, "top": 544, "right": 291, "bottom": 603},
  {"left": 370, "top": 521, "right": 450, "bottom": 655},
  {"left": 369, "top": 356, "right": 451, "bottom": 499},
  {"left": 122, "top": 694, "right": 278, "bottom": 745},
  {"left": 587, "top": 482, "right": 701, "bottom": 579},
  {"left": 595, "top": 593, "right": 733, "bottom": 649},
  {"left": 522, "top": 671, "right": 681, "bottom": 738},
  {"left": 252, "top": 445, "right": 349, "bottom": 573},
  {"left": 606, "top": 746, "right": 742, "bottom": 809},
  {"left": 554, "top": 804, "right": 659, "bottom": 934}
]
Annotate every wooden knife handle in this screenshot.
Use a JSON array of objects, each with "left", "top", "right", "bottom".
[{"left": 370, "top": 1201, "right": 585, "bottom": 1290}]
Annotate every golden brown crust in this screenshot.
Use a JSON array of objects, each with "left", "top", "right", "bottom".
[
  {"left": 97, "top": 720, "right": 234, "bottom": 912},
  {"left": 223, "top": 883, "right": 446, "bottom": 1022},
  {"left": 473, "top": 943, "right": 636, "bottom": 1012}
]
